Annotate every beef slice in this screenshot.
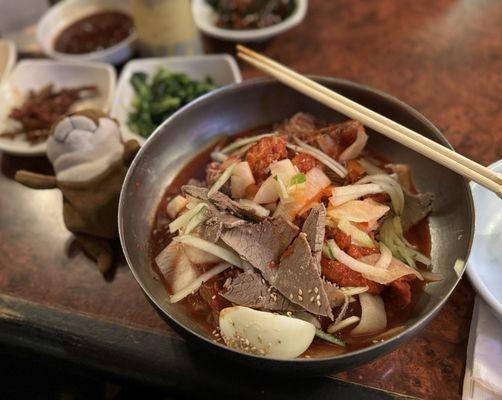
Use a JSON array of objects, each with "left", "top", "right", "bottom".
[
  {"left": 221, "top": 270, "right": 301, "bottom": 312},
  {"left": 220, "top": 217, "right": 299, "bottom": 282},
  {"left": 274, "top": 233, "right": 333, "bottom": 318},
  {"left": 302, "top": 203, "right": 326, "bottom": 266}
]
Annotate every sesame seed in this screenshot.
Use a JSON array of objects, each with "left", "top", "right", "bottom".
[
  {"left": 314, "top": 287, "right": 319, "bottom": 294},
  {"left": 298, "top": 295, "right": 303, "bottom": 301},
  {"left": 310, "top": 296, "right": 314, "bottom": 303},
  {"left": 286, "top": 311, "right": 292, "bottom": 317},
  {"left": 298, "top": 289, "right": 303, "bottom": 295},
  {"left": 316, "top": 294, "right": 321, "bottom": 300},
  {"left": 316, "top": 300, "right": 321, "bottom": 306},
  {"left": 308, "top": 289, "right": 312, "bottom": 294},
  {"left": 211, "top": 295, "right": 216, "bottom": 300},
  {"left": 289, "top": 293, "right": 293, "bottom": 300}
]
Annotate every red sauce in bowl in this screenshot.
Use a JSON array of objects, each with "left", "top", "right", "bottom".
[{"left": 54, "top": 11, "right": 134, "bottom": 55}]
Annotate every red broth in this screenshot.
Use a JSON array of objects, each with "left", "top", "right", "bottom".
[{"left": 149, "top": 127, "right": 431, "bottom": 356}]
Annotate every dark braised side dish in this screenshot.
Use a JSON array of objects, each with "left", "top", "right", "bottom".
[
  {"left": 150, "top": 112, "right": 438, "bottom": 359},
  {"left": 206, "top": 0, "right": 296, "bottom": 30},
  {"left": 0, "top": 84, "right": 98, "bottom": 145},
  {"left": 54, "top": 11, "right": 134, "bottom": 55}
]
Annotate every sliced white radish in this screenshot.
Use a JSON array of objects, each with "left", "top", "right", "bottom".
[
  {"left": 351, "top": 293, "right": 387, "bottom": 336},
  {"left": 166, "top": 195, "right": 188, "bottom": 219},
  {"left": 304, "top": 167, "right": 331, "bottom": 199},
  {"left": 174, "top": 235, "right": 242, "bottom": 268},
  {"left": 155, "top": 241, "right": 198, "bottom": 293},
  {"left": 327, "top": 199, "right": 390, "bottom": 223},
  {"left": 231, "top": 161, "right": 255, "bottom": 199},
  {"left": 219, "top": 306, "right": 316, "bottom": 359},
  {"left": 183, "top": 244, "right": 222, "bottom": 265},
  {"left": 169, "top": 262, "right": 231, "bottom": 303},
  {"left": 253, "top": 175, "right": 279, "bottom": 204},
  {"left": 269, "top": 159, "right": 298, "bottom": 187}
]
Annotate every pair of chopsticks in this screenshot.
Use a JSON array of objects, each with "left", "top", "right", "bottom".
[{"left": 236, "top": 45, "right": 502, "bottom": 197}]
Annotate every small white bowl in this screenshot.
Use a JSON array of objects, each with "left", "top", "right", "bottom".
[
  {"left": 191, "top": 0, "right": 308, "bottom": 42},
  {"left": 36, "top": 0, "right": 136, "bottom": 65},
  {"left": 467, "top": 159, "right": 502, "bottom": 322},
  {"left": 0, "top": 60, "right": 116, "bottom": 156},
  {"left": 0, "top": 39, "right": 16, "bottom": 85},
  {"left": 111, "top": 54, "right": 242, "bottom": 143}
]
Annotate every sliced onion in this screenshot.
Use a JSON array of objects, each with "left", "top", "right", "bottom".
[
  {"left": 330, "top": 183, "right": 383, "bottom": 207},
  {"left": 169, "top": 262, "right": 231, "bottom": 303},
  {"left": 421, "top": 271, "right": 443, "bottom": 282},
  {"left": 338, "top": 218, "right": 374, "bottom": 247},
  {"left": 274, "top": 176, "right": 289, "bottom": 200},
  {"left": 328, "top": 316, "right": 360, "bottom": 333},
  {"left": 220, "top": 132, "right": 278, "bottom": 153},
  {"left": 155, "top": 241, "right": 198, "bottom": 293},
  {"left": 357, "top": 174, "right": 404, "bottom": 215},
  {"left": 350, "top": 293, "right": 387, "bottom": 336},
  {"left": 166, "top": 195, "right": 188, "bottom": 219},
  {"left": 339, "top": 126, "right": 368, "bottom": 162},
  {"left": 238, "top": 198, "right": 270, "bottom": 218},
  {"left": 210, "top": 151, "right": 228, "bottom": 162},
  {"left": 339, "top": 286, "right": 369, "bottom": 296},
  {"left": 375, "top": 243, "right": 392, "bottom": 269},
  {"left": 359, "top": 158, "right": 386, "bottom": 175},
  {"left": 208, "top": 161, "right": 238, "bottom": 197},
  {"left": 174, "top": 235, "right": 242, "bottom": 268},
  {"left": 184, "top": 206, "right": 209, "bottom": 235},
  {"left": 327, "top": 240, "right": 422, "bottom": 284},
  {"left": 231, "top": 161, "right": 255, "bottom": 199},
  {"left": 169, "top": 203, "right": 207, "bottom": 233},
  {"left": 327, "top": 199, "right": 390, "bottom": 223},
  {"left": 287, "top": 138, "right": 347, "bottom": 178}
]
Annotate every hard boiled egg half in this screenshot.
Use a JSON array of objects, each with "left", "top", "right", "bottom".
[{"left": 219, "top": 306, "right": 316, "bottom": 359}]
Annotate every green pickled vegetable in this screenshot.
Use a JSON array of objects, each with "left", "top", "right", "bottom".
[{"left": 127, "top": 68, "right": 217, "bottom": 138}]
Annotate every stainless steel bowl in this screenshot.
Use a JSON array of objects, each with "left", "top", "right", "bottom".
[{"left": 118, "top": 77, "right": 474, "bottom": 374}]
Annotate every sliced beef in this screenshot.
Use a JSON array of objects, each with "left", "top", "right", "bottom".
[
  {"left": 323, "top": 281, "right": 345, "bottom": 308},
  {"left": 199, "top": 205, "right": 246, "bottom": 242},
  {"left": 274, "top": 233, "right": 333, "bottom": 318},
  {"left": 220, "top": 217, "right": 299, "bottom": 282},
  {"left": 302, "top": 203, "right": 326, "bottom": 267},
  {"left": 305, "top": 120, "right": 363, "bottom": 160},
  {"left": 221, "top": 270, "right": 301, "bottom": 312},
  {"left": 276, "top": 112, "right": 317, "bottom": 139},
  {"left": 402, "top": 191, "right": 434, "bottom": 231},
  {"left": 181, "top": 185, "right": 266, "bottom": 221}
]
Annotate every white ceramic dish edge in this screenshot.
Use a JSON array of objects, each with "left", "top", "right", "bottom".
[
  {"left": 192, "top": 0, "right": 308, "bottom": 42},
  {"left": 0, "top": 39, "right": 17, "bottom": 86},
  {"left": 466, "top": 159, "right": 502, "bottom": 322},
  {"left": 36, "top": 0, "right": 136, "bottom": 65}
]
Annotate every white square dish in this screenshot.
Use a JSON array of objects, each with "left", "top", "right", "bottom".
[
  {"left": 0, "top": 39, "right": 16, "bottom": 85},
  {"left": 111, "top": 54, "right": 242, "bottom": 143},
  {"left": 0, "top": 60, "right": 116, "bottom": 156}
]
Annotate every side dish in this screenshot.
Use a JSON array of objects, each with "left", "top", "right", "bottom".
[
  {"left": 54, "top": 11, "right": 134, "bottom": 55},
  {"left": 150, "top": 112, "right": 437, "bottom": 359},
  {"left": 0, "top": 84, "right": 99, "bottom": 145},
  {"left": 206, "top": 0, "right": 296, "bottom": 30},
  {"left": 127, "top": 68, "right": 217, "bottom": 138}
]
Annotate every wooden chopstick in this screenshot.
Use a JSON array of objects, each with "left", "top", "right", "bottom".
[{"left": 237, "top": 45, "right": 502, "bottom": 197}]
